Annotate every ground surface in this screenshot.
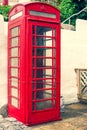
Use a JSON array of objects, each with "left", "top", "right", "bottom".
[
  {"left": 1, "top": 103, "right": 87, "bottom": 130},
  {"left": 32, "top": 103, "right": 87, "bottom": 130}
]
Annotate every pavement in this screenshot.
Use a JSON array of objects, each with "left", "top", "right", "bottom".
[
  {"left": 1, "top": 103, "right": 87, "bottom": 130},
  {"left": 32, "top": 103, "right": 87, "bottom": 130}
]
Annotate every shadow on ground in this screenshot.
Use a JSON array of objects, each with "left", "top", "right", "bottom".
[
  {"left": 32, "top": 102, "right": 87, "bottom": 130},
  {"left": 61, "top": 102, "right": 87, "bottom": 119}
]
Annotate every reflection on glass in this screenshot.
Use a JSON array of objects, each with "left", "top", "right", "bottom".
[
  {"left": 36, "top": 100, "right": 52, "bottom": 110},
  {"left": 32, "top": 69, "right": 52, "bottom": 78},
  {"left": 36, "top": 37, "right": 53, "bottom": 47},
  {"left": 32, "top": 89, "right": 56, "bottom": 100},
  {"left": 36, "top": 58, "right": 52, "bottom": 67},
  {"left": 32, "top": 79, "right": 52, "bottom": 89},
  {"left": 36, "top": 90, "right": 52, "bottom": 99},
  {"left": 32, "top": 58, "right": 53, "bottom": 68},
  {"left": 36, "top": 26, "right": 52, "bottom": 36},
  {"left": 37, "top": 48, "right": 52, "bottom": 57}
]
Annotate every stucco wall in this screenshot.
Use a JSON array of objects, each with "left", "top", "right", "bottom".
[
  {"left": 61, "top": 19, "right": 87, "bottom": 104},
  {"left": 0, "top": 17, "right": 87, "bottom": 107},
  {"left": 0, "top": 15, "right": 8, "bottom": 107}
]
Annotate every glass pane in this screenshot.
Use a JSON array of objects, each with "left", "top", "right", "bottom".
[
  {"left": 45, "top": 59, "right": 52, "bottom": 67},
  {"left": 36, "top": 90, "right": 52, "bottom": 99},
  {"left": 45, "top": 38, "right": 53, "bottom": 47},
  {"left": 30, "top": 11, "right": 56, "bottom": 19},
  {"left": 32, "top": 79, "right": 52, "bottom": 89},
  {"left": 10, "top": 11, "right": 22, "bottom": 20},
  {"left": 44, "top": 69, "right": 52, "bottom": 78},
  {"left": 36, "top": 100, "right": 52, "bottom": 110},
  {"left": 11, "top": 68, "right": 18, "bottom": 77},
  {"left": 11, "top": 48, "right": 19, "bottom": 57},
  {"left": 11, "top": 98, "right": 18, "bottom": 108},
  {"left": 11, "top": 37, "right": 19, "bottom": 47},
  {"left": 34, "top": 58, "right": 52, "bottom": 67},
  {"left": 11, "top": 58, "right": 19, "bottom": 66},
  {"left": 11, "top": 27, "right": 19, "bottom": 37},
  {"left": 32, "top": 69, "right": 52, "bottom": 78},
  {"left": 37, "top": 48, "right": 52, "bottom": 57},
  {"left": 11, "top": 88, "right": 18, "bottom": 97},
  {"left": 36, "top": 26, "right": 52, "bottom": 36},
  {"left": 11, "top": 78, "right": 18, "bottom": 87},
  {"left": 36, "top": 37, "right": 52, "bottom": 47}
]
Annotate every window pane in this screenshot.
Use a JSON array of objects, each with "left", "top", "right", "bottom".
[
  {"left": 32, "top": 79, "right": 52, "bottom": 89},
  {"left": 11, "top": 98, "right": 18, "bottom": 108},
  {"left": 36, "top": 90, "right": 52, "bottom": 99},
  {"left": 30, "top": 11, "right": 56, "bottom": 19},
  {"left": 11, "top": 68, "right": 18, "bottom": 77},
  {"left": 10, "top": 11, "right": 22, "bottom": 20},
  {"left": 36, "top": 100, "right": 52, "bottom": 110},
  {"left": 36, "top": 37, "right": 52, "bottom": 47},
  {"left": 11, "top": 48, "right": 19, "bottom": 57},
  {"left": 11, "top": 58, "right": 19, "bottom": 66},
  {"left": 11, "top": 78, "right": 18, "bottom": 87},
  {"left": 11, "top": 37, "right": 19, "bottom": 47},
  {"left": 32, "top": 69, "right": 52, "bottom": 78},
  {"left": 44, "top": 69, "right": 52, "bottom": 78},
  {"left": 37, "top": 48, "right": 52, "bottom": 57},
  {"left": 36, "top": 26, "right": 52, "bottom": 36},
  {"left": 11, "top": 88, "right": 18, "bottom": 97},
  {"left": 11, "top": 27, "right": 19, "bottom": 37},
  {"left": 37, "top": 58, "right": 52, "bottom": 67}
]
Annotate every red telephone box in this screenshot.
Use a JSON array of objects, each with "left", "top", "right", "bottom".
[{"left": 8, "top": 2, "right": 61, "bottom": 125}]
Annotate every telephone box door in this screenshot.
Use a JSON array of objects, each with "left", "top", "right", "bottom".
[{"left": 28, "top": 21, "right": 60, "bottom": 124}]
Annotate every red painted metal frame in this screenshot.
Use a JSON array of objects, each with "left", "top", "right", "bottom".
[
  {"left": 8, "top": 2, "right": 61, "bottom": 125},
  {"left": 28, "top": 21, "right": 60, "bottom": 125}
]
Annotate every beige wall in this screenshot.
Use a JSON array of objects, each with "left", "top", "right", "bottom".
[
  {"left": 0, "top": 15, "right": 8, "bottom": 107},
  {"left": 61, "top": 19, "right": 87, "bottom": 104}
]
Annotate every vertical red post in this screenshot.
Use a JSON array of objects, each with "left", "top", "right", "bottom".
[{"left": 2, "top": 0, "right": 8, "bottom": 5}]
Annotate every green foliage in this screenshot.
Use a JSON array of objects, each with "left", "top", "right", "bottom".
[
  {"left": 58, "top": 0, "right": 76, "bottom": 24},
  {"left": 0, "top": 5, "right": 12, "bottom": 21},
  {"left": 58, "top": 0, "right": 87, "bottom": 25}
]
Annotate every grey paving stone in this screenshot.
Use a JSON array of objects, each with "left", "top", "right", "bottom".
[
  {"left": 0, "top": 125, "right": 6, "bottom": 130},
  {"left": 5, "top": 117, "right": 17, "bottom": 122}
]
